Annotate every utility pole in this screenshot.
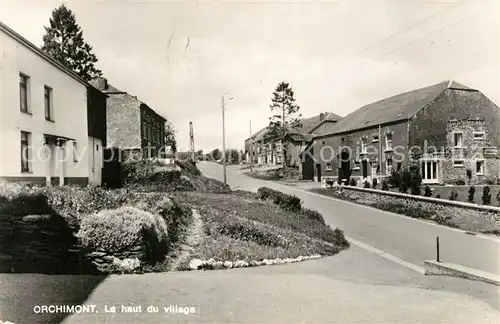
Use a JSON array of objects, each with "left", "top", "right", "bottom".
[
  {"left": 222, "top": 96, "right": 227, "bottom": 185},
  {"left": 249, "top": 120, "right": 253, "bottom": 172},
  {"left": 189, "top": 121, "right": 195, "bottom": 162}
]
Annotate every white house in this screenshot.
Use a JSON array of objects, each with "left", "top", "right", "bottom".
[{"left": 0, "top": 21, "right": 104, "bottom": 186}]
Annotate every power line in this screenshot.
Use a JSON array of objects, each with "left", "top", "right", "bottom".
[
  {"left": 332, "top": 0, "right": 469, "bottom": 66},
  {"left": 379, "top": 9, "right": 488, "bottom": 57}
]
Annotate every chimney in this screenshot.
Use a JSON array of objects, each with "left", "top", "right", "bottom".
[
  {"left": 90, "top": 77, "right": 108, "bottom": 91},
  {"left": 319, "top": 113, "right": 325, "bottom": 121}
]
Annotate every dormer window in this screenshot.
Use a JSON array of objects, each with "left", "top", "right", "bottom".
[
  {"left": 385, "top": 133, "right": 393, "bottom": 151},
  {"left": 473, "top": 131, "right": 485, "bottom": 140},
  {"left": 372, "top": 135, "right": 379, "bottom": 143}
]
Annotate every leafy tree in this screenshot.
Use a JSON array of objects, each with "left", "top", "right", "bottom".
[
  {"left": 41, "top": 4, "right": 102, "bottom": 81},
  {"left": 210, "top": 148, "right": 222, "bottom": 161},
  {"left": 225, "top": 149, "right": 239, "bottom": 164},
  {"left": 267, "top": 82, "right": 302, "bottom": 167},
  {"left": 165, "top": 121, "right": 177, "bottom": 153}
]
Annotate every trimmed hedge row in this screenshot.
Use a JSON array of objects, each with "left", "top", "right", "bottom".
[
  {"left": 257, "top": 187, "right": 327, "bottom": 225},
  {"left": 257, "top": 187, "right": 302, "bottom": 212}
]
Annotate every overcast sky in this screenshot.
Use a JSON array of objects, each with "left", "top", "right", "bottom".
[{"left": 1, "top": 0, "right": 498, "bottom": 152}]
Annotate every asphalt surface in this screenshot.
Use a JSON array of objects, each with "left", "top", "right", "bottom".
[
  {"left": 198, "top": 162, "right": 500, "bottom": 276},
  {"left": 1, "top": 245, "right": 499, "bottom": 324}
]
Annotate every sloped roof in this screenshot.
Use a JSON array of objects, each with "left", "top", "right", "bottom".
[
  {"left": 249, "top": 112, "right": 342, "bottom": 142},
  {"left": 322, "top": 80, "right": 478, "bottom": 135}
]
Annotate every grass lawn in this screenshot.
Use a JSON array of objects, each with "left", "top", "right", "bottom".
[{"left": 171, "top": 191, "right": 349, "bottom": 265}]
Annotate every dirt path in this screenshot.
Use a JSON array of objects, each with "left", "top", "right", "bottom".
[{"left": 169, "top": 208, "right": 204, "bottom": 271}]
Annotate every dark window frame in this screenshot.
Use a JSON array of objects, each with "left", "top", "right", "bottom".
[
  {"left": 20, "top": 131, "right": 31, "bottom": 172},
  {"left": 44, "top": 85, "right": 53, "bottom": 121},
  {"left": 19, "top": 73, "right": 29, "bottom": 113}
]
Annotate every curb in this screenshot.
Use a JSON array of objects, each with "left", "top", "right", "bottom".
[{"left": 424, "top": 260, "right": 500, "bottom": 286}]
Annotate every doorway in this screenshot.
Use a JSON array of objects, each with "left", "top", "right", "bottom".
[
  {"left": 316, "top": 164, "right": 322, "bottom": 182},
  {"left": 362, "top": 160, "right": 368, "bottom": 179}
]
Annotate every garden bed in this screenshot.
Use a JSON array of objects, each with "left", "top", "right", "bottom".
[
  {"left": 310, "top": 187, "right": 500, "bottom": 235},
  {"left": 170, "top": 190, "right": 349, "bottom": 269}
]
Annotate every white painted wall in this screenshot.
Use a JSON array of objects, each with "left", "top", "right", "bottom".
[{"left": 0, "top": 28, "right": 90, "bottom": 183}]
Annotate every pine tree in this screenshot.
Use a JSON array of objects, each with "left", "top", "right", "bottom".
[
  {"left": 41, "top": 4, "right": 102, "bottom": 81},
  {"left": 267, "top": 82, "right": 302, "bottom": 167}
]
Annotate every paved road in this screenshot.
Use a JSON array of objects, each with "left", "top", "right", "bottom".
[
  {"left": 199, "top": 162, "right": 500, "bottom": 275},
  {"left": 1, "top": 245, "right": 499, "bottom": 324}
]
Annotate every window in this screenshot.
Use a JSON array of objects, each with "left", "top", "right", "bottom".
[
  {"left": 96, "top": 144, "right": 99, "bottom": 151},
  {"left": 353, "top": 160, "right": 360, "bottom": 170},
  {"left": 386, "top": 158, "right": 393, "bottom": 175},
  {"left": 372, "top": 135, "right": 379, "bottom": 143},
  {"left": 396, "top": 162, "right": 402, "bottom": 171},
  {"left": 73, "top": 141, "right": 79, "bottom": 162},
  {"left": 325, "top": 163, "right": 332, "bottom": 171},
  {"left": 421, "top": 161, "right": 439, "bottom": 182},
  {"left": 454, "top": 132, "right": 463, "bottom": 147},
  {"left": 385, "top": 133, "right": 393, "bottom": 150},
  {"left": 361, "top": 138, "right": 368, "bottom": 154},
  {"left": 453, "top": 160, "right": 465, "bottom": 167},
  {"left": 44, "top": 86, "right": 53, "bottom": 121},
  {"left": 476, "top": 160, "right": 484, "bottom": 175},
  {"left": 20, "top": 131, "right": 31, "bottom": 172},
  {"left": 19, "top": 73, "right": 29, "bottom": 113},
  {"left": 473, "top": 132, "right": 485, "bottom": 140}
]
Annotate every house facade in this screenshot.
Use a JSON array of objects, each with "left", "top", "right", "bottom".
[
  {"left": 306, "top": 81, "right": 500, "bottom": 185},
  {"left": 0, "top": 21, "right": 106, "bottom": 186},
  {"left": 244, "top": 112, "right": 341, "bottom": 167},
  {"left": 90, "top": 78, "right": 166, "bottom": 161}
]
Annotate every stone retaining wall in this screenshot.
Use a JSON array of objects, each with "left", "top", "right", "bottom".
[{"left": 0, "top": 214, "right": 76, "bottom": 274}]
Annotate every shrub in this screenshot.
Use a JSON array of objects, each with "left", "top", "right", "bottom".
[
  {"left": 455, "top": 179, "right": 466, "bottom": 186},
  {"left": 300, "top": 208, "right": 325, "bottom": 225},
  {"left": 363, "top": 181, "right": 371, "bottom": 189},
  {"left": 466, "top": 169, "right": 472, "bottom": 185},
  {"left": 77, "top": 207, "right": 169, "bottom": 263},
  {"left": 372, "top": 178, "right": 378, "bottom": 188},
  {"left": 388, "top": 170, "right": 402, "bottom": 188},
  {"left": 424, "top": 186, "right": 432, "bottom": 197},
  {"left": 436, "top": 194, "right": 441, "bottom": 199},
  {"left": 326, "top": 179, "right": 334, "bottom": 188},
  {"left": 381, "top": 180, "right": 389, "bottom": 191},
  {"left": 485, "top": 178, "right": 496, "bottom": 185},
  {"left": 482, "top": 186, "right": 492, "bottom": 205},
  {"left": 349, "top": 178, "right": 357, "bottom": 186},
  {"left": 257, "top": 187, "right": 302, "bottom": 212},
  {"left": 449, "top": 190, "right": 458, "bottom": 201},
  {"left": 398, "top": 182, "right": 409, "bottom": 193},
  {"left": 467, "top": 186, "right": 475, "bottom": 203}
]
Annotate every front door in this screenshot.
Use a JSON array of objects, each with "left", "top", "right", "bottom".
[
  {"left": 362, "top": 160, "right": 368, "bottom": 179},
  {"left": 316, "top": 164, "right": 322, "bottom": 182}
]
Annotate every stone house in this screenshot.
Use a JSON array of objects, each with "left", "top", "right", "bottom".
[
  {"left": 244, "top": 112, "right": 341, "bottom": 167},
  {"left": 305, "top": 81, "right": 500, "bottom": 185},
  {"left": 90, "top": 78, "right": 167, "bottom": 161}
]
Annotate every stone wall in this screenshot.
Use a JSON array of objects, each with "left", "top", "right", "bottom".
[{"left": 0, "top": 214, "right": 77, "bottom": 274}]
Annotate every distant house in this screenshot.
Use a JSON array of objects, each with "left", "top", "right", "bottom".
[
  {"left": 90, "top": 78, "right": 166, "bottom": 161},
  {"left": 307, "top": 81, "right": 500, "bottom": 184},
  {"left": 244, "top": 112, "right": 342, "bottom": 167},
  {"left": 0, "top": 21, "right": 107, "bottom": 186}
]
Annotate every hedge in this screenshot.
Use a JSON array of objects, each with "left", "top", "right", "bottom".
[{"left": 257, "top": 187, "right": 302, "bottom": 212}]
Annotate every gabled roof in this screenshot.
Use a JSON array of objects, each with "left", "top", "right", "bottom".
[
  {"left": 248, "top": 112, "right": 342, "bottom": 142},
  {"left": 0, "top": 20, "right": 88, "bottom": 86},
  {"left": 321, "top": 80, "right": 478, "bottom": 135}
]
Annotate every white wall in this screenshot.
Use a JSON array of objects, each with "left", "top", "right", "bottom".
[{"left": 0, "top": 29, "right": 89, "bottom": 182}]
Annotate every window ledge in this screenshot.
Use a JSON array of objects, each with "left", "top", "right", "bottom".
[
  {"left": 453, "top": 165, "right": 465, "bottom": 168},
  {"left": 21, "top": 170, "right": 33, "bottom": 174},
  {"left": 352, "top": 167, "right": 360, "bottom": 171},
  {"left": 384, "top": 148, "right": 393, "bottom": 152}
]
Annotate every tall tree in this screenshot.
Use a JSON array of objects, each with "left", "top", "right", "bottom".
[
  {"left": 41, "top": 4, "right": 102, "bottom": 81},
  {"left": 165, "top": 121, "right": 177, "bottom": 153},
  {"left": 267, "top": 82, "right": 302, "bottom": 167}
]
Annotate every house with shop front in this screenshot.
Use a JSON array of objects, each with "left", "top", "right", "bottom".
[
  {"left": 90, "top": 78, "right": 167, "bottom": 161},
  {"left": 0, "top": 21, "right": 107, "bottom": 186},
  {"left": 244, "top": 112, "right": 341, "bottom": 167},
  {"left": 305, "top": 81, "right": 500, "bottom": 185}
]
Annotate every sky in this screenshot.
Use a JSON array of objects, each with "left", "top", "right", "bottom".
[{"left": 1, "top": 0, "right": 498, "bottom": 153}]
